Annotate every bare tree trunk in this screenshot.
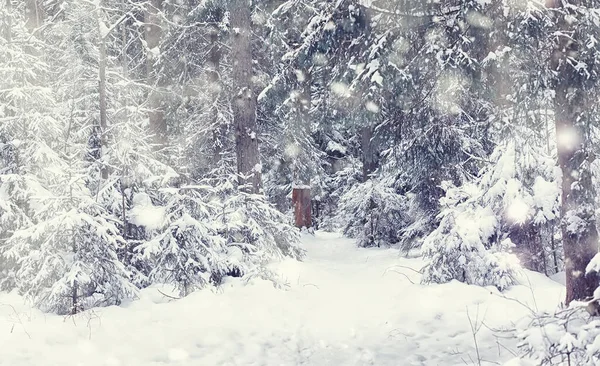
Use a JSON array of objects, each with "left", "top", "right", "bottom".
[
  {"left": 145, "top": 0, "right": 166, "bottom": 147},
  {"left": 358, "top": 7, "right": 378, "bottom": 183},
  {"left": 68, "top": 172, "right": 79, "bottom": 315},
  {"left": 231, "top": 0, "right": 261, "bottom": 193},
  {"left": 208, "top": 18, "right": 225, "bottom": 163},
  {"left": 98, "top": 9, "right": 109, "bottom": 179},
  {"left": 292, "top": 66, "right": 312, "bottom": 186},
  {"left": 361, "top": 125, "right": 378, "bottom": 181},
  {"left": 549, "top": 0, "right": 599, "bottom": 304}
]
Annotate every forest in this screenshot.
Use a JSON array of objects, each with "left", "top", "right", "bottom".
[{"left": 2, "top": 0, "right": 600, "bottom": 365}]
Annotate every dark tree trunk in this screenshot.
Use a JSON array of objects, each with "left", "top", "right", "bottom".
[
  {"left": 145, "top": 0, "right": 167, "bottom": 147},
  {"left": 549, "top": 0, "right": 599, "bottom": 304},
  {"left": 361, "top": 125, "right": 378, "bottom": 182},
  {"left": 292, "top": 65, "right": 312, "bottom": 186},
  {"left": 359, "top": 6, "right": 378, "bottom": 183},
  {"left": 231, "top": 0, "right": 261, "bottom": 193},
  {"left": 208, "top": 17, "right": 225, "bottom": 164}
]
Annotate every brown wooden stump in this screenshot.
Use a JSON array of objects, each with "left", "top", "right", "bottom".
[{"left": 292, "top": 187, "right": 311, "bottom": 229}]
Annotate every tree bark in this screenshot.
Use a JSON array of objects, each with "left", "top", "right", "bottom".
[
  {"left": 145, "top": 0, "right": 166, "bottom": 147},
  {"left": 361, "top": 125, "right": 378, "bottom": 181},
  {"left": 359, "top": 6, "right": 379, "bottom": 182},
  {"left": 292, "top": 66, "right": 312, "bottom": 186},
  {"left": 231, "top": 0, "right": 261, "bottom": 193},
  {"left": 208, "top": 17, "right": 225, "bottom": 164},
  {"left": 98, "top": 8, "right": 109, "bottom": 179},
  {"left": 549, "top": 0, "right": 599, "bottom": 304},
  {"left": 292, "top": 188, "right": 311, "bottom": 228}
]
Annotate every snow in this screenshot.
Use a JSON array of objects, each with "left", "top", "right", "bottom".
[
  {"left": 506, "top": 198, "right": 530, "bottom": 224},
  {"left": 325, "top": 140, "right": 346, "bottom": 155},
  {"left": 149, "top": 47, "right": 160, "bottom": 58},
  {"left": 0, "top": 232, "right": 564, "bottom": 365},
  {"left": 291, "top": 183, "right": 310, "bottom": 189},
  {"left": 550, "top": 271, "right": 566, "bottom": 286},
  {"left": 556, "top": 126, "right": 580, "bottom": 150},
  {"left": 466, "top": 11, "right": 493, "bottom": 29},
  {"left": 371, "top": 71, "right": 383, "bottom": 86},
  {"left": 330, "top": 81, "right": 351, "bottom": 98},
  {"left": 128, "top": 193, "right": 166, "bottom": 231},
  {"left": 587, "top": 253, "right": 600, "bottom": 275},
  {"left": 532, "top": 176, "right": 559, "bottom": 222},
  {"left": 365, "top": 101, "right": 380, "bottom": 113},
  {"left": 98, "top": 20, "right": 110, "bottom": 39}
]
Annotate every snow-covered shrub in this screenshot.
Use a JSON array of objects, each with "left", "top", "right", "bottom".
[
  {"left": 215, "top": 176, "right": 304, "bottom": 264},
  {"left": 422, "top": 138, "right": 562, "bottom": 289},
  {"left": 3, "top": 175, "right": 137, "bottom": 314},
  {"left": 511, "top": 303, "right": 600, "bottom": 365},
  {"left": 398, "top": 192, "right": 432, "bottom": 255},
  {"left": 338, "top": 178, "right": 407, "bottom": 247},
  {"left": 318, "top": 158, "right": 362, "bottom": 231},
  {"left": 134, "top": 173, "right": 305, "bottom": 296},
  {"left": 477, "top": 141, "right": 562, "bottom": 274},
  {"left": 422, "top": 181, "right": 519, "bottom": 290},
  {"left": 136, "top": 187, "right": 235, "bottom": 297},
  {"left": 95, "top": 124, "right": 178, "bottom": 288},
  {"left": 0, "top": 174, "right": 40, "bottom": 290}
]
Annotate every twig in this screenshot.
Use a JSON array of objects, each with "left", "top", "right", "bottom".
[
  {"left": 85, "top": 310, "right": 102, "bottom": 340},
  {"left": 382, "top": 269, "right": 416, "bottom": 284},
  {"left": 524, "top": 273, "right": 540, "bottom": 312},
  {"left": 391, "top": 264, "right": 422, "bottom": 273},
  {"left": 0, "top": 304, "right": 31, "bottom": 339},
  {"left": 158, "top": 289, "right": 181, "bottom": 300},
  {"left": 466, "top": 304, "right": 484, "bottom": 366},
  {"left": 490, "top": 292, "right": 537, "bottom": 316}
]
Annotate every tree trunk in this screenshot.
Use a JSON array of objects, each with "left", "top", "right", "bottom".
[
  {"left": 4, "top": 0, "right": 11, "bottom": 43},
  {"left": 361, "top": 125, "right": 378, "bottom": 181},
  {"left": 231, "top": 0, "right": 261, "bottom": 193},
  {"left": 145, "top": 0, "right": 166, "bottom": 147},
  {"left": 292, "top": 188, "right": 311, "bottom": 229},
  {"left": 98, "top": 8, "right": 109, "bottom": 179},
  {"left": 292, "top": 66, "right": 312, "bottom": 186},
  {"left": 359, "top": 7, "right": 378, "bottom": 183},
  {"left": 24, "top": 0, "right": 44, "bottom": 32},
  {"left": 208, "top": 17, "right": 225, "bottom": 164},
  {"left": 549, "top": 0, "right": 599, "bottom": 304}
]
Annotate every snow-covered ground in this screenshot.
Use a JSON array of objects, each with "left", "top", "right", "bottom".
[{"left": 0, "top": 232, "right": 564, "bottom": 366}]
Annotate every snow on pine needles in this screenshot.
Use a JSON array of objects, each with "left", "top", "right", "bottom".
[{"left": 0, "top": 232, "right": 564, "bottom": 366}]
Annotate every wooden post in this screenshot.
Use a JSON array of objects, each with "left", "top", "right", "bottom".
[{"left": 292, "top": 186, "right": 311, "bottom": 229}]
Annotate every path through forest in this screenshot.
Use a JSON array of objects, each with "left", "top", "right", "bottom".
[{"left": 0, "top": 232, "right": 564, "bottom": 365}]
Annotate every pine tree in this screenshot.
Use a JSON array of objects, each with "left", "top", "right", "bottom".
[
  {"left": 421, "top": 181, "right": 518, "bottom": 290},
  {"left": 548, "top": 0, "right": 600, "bottom": 303}
]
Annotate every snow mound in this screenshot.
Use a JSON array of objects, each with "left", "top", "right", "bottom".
[{"left": 0, "top": 232, "right": 564, "bottom": 365}]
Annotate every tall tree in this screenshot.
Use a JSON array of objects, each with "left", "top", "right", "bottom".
[
  {"left": 231, "top": 0, "right": 261, "bottom": 193},
  {"left": 145, "top": 0, "right": 167, "bottom": 148},
  {"left": 548, "top": 0, "right": 599, "bottom": 303}
]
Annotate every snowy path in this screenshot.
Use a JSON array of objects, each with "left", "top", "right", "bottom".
[{"left": 0, "top": 232, "right": 564, "bottom": 366}]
